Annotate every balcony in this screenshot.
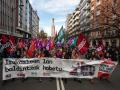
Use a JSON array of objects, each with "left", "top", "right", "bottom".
[
  {"left": 14, "top": 33, "right": 23, "bottom": 37},
  {"left": 75, "top": 11, "right": 80, "bottom": 15},
  {"left": 0, "top": 29, "right": 7, "bottom": 34},
  {"left": 75, "top": 16, "right": 79, "bottom": 21},
  {"left": 16, "top": 27, "right": 31, "bottom": 35},
  {"left": 96, "top": 10, "right": 100, "bottom": 16},
  {"left": 86, "top": 13, "right": 91, "bottom": 18},
  {"left": 91, "top": 6, "right": 94, "bottom": 11},
  {"left": 87, "top": 0, "right": 91, "bottom": 3},
  {"left": 102, "top": 30, "right": 120, "bottom": 39}
]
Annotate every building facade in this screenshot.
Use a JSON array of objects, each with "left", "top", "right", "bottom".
[
  {"left": 0, "top": 0, "right": 39, "bottom": 38},
  {"left": 66, "top": 14, "right": 72, "bottom": 37},
  {"left": 79, "top": 0, "right": 91, "bottom": 36},
  {"left": 66, "top": 0, "right": 120, "bottom": 47},
  {"left": 89, "top": 0, "right": 120, "bottom": 47},
  {"left": 0, "top": 0, "right": 18, "bottom": 36},
  {"left": 32, "top": 10, "right": 39, "bottom": 38},
  {"left": 66, "top": 5, "right": 80, "bottom": 39},
  {"left": 66, "top": 0, "right": 90, "bottom": 39}
]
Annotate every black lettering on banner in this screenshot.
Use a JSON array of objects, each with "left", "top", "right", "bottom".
[
  {"left": 43, "top": 59, "right": 53, "bottom": 64},
  {"left": 43, "top": 65, "right": 62, "bottom": 71},
  {"left": 5, "top": 59, "right": 40, "bottom": 65},
  {"left": 5, "top": 65, "right": 40, "bottom": 72}
]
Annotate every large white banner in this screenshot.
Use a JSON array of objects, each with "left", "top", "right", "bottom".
[{"left": 3, "top": 58, "right": 117, "bottom": 80}]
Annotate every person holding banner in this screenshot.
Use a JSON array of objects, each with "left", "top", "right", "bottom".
[
  {"left": 37, "top": 50, "right": 44, "bottom": 82},
  {"left": 37, "top": 49, "right": 45, "bottom": 58},
  {"left": 55, "top": 49, "right": 63, "bottom": 58},
  {"left": 63, "top": 47, "right": 72, "bottom": 59},
  {"left": 71, "top": 47, "right": 82, "bottom": 83},
  {"left": 62, "top": 47, "right": 72, "bottom": 84},
  {"left": 44, "top": 48, "right": 51, "bottom": 57},
  {"left": 71, "top": 47, "right": 80, "bottom": 59}
]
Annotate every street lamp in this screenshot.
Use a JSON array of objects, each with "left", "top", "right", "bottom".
[{"left": 12, "top": 5, "right": 24, "bottom": 36}]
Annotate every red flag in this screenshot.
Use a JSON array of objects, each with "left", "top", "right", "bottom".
[
  {"left": 98, "top": 61, "right": 117, "bottom": 79},
  {"left": 77, "top": 33, "right": 89, "bottom": 55},
  {"left": 27, "top": 39, "right": 36, "bottom": 57},
  {"left": 50, "top": 39, "right": 54, "bottom": 50},
  {"left": 8, "top": 36, "right": 16, "bottom": 52},
  {"left": 5, "top": 35, "right": 16, "bottom": 53},
  {"left": 0, "top": 35, "right": 7, "bottom": 44},
  {"left": 18, "top": 39, "right": 25, "bottom": 49},
  {"left": 9, "top": 35, "right": 15, "bottom": 44}
]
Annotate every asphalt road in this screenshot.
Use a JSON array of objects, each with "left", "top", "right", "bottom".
[{"left": 0, "top": 64, "right": 120, "bottom": 90}]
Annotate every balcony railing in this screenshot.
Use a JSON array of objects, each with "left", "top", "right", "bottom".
[
  {"left": 0, "top": 29, "right": 23, "bottom": 37},
  {"left": 103, "top": 32, "right": 119, "bottom": 38}
]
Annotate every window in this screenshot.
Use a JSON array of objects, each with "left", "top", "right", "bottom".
[
  {"left": 96, "top": 0, "right": 99, "bottom": 2},
  {"left": 112, "top": 14, "right": 117, "bottom": 19},
  {"left": 91, "top": 6, "right": 94, "bottom": 10},
  {"left": 96, "top": 10, "right": 100, "bottom": 16},
  {"left": 90, "top": 15, "right": 93, "bottom": 20},
  {"left": 96, "top": 0, "right": 100, "bottom": 6},
  {"left": 113, "top": 0, "right": 117, "bottom": 7}
]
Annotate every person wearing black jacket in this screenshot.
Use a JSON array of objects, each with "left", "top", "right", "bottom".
[{"left": 44, "top": 49, "right": 51, "bottom": 57}]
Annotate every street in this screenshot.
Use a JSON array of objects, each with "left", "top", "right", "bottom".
[{"left": 0, "top": 64, "right": 120, "bottom": 90}]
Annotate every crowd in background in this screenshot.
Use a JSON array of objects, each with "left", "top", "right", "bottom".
[
  {"left": 0, "top": 34, "right": 120, "bottom": 63},
  {"left": 1, "top": 40, "right": 120, "bottom": 63},
  {"left": 86, "top": 46, "right": 120, "bottom": 62}
]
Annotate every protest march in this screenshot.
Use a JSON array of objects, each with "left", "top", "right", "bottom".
[{"left": 0, "top": 33, "right": 119, "bottom": 83}]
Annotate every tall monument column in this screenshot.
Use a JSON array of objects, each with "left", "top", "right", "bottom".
[{"left": 51, "top": 18, "right": 55, "bottom": 38}]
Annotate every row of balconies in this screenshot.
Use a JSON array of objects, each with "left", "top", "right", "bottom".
[
  {"left": 103, "top": 30, "right": 120, "bottom": 37},
  {"left": 89, "top": 29, "right": 120, "bottom": 40},
  {"left": 66, "top": 0, "right": 103, "bottom": 38}
]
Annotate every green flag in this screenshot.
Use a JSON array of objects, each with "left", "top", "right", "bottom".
[
  {"left": 70, "top": 36, "right": 78, "bottom": 48},
  {"left": 55, "top": 26, "right": 65, "bottom": 45}
]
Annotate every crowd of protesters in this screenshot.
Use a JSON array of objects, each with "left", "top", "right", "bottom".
[
  {"left": 1, "top": 41, "right": 119, "bottom": 63},
  {"left": 85, "top": 44, "right": 120, "bottom": 62},
  {"left": 0, "top": 35, "right": 119, "bottom": 62}
]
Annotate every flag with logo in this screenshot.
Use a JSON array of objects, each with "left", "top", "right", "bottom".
[
  {"left": 98, "top": 61, "right": 118, "bottom": 79},
  {"left": 77, "top": 33, "right": 89, "bottom": 55},
  {"left": 96, "top": 40, "right": 104, "bottom": 55}
]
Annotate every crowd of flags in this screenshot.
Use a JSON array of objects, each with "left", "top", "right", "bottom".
[{"left": 0, "top": 26, "right": 105, "bottom": 57}]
